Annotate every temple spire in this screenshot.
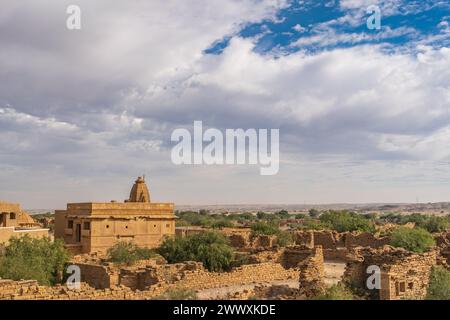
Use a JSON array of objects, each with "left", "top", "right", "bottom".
[{"left": 127, "top": 176, "right": 151, "bottom": 202}]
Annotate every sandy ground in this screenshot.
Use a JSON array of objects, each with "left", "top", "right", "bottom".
[
  {"left": 323, "top": 260, "right": 347, "bottom": 286},
  {"left": 197, "top": 260, "right": 347, "bottom": 299}
]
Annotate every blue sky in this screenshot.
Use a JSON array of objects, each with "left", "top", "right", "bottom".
[
  {"left": 1, "top": 1, "right": 450, "bottom": 208},
  {"left": 206, "top": 0, "right": 450, "bottom": 54}
]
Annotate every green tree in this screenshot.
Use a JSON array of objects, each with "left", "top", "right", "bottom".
[
  {"left": 319, "top": 210, "right": 375, "bottom": 233},
  {"left": 298, "top": 218, "right": 331, "bottom": 230},
  {"left": 426, "top": 266, "right": 450, "bottom": 300},
  {"left": 0, "top": 236, "right": 69, "bottom": 285},
  {"left": 251, "top": 221, "right": 279, "bottom": 236},
  {"left": 275, "top": 210, "right": 290, "bottom": 219},
  {"left": 421, "top": 216, "right": 449, "bottom": 233},
  {"left": 308, "top": 208, "right": 321, "bottom": 218},
  {"left": 158, "top": 232, "right": 234, "bottom": 272},
  {"left": 389, "top": 227, "right": 435, "bottom": 253}
]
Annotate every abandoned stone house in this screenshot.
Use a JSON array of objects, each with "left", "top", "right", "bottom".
[
  {"left": 343, "top": 246, "right": 437, "bottom": 300},
  {"left": 0, "top": 201, "right": 49, "bottom": 244},
  {"left": 54, "top": 177, "right": 176, "bottom": 254}
]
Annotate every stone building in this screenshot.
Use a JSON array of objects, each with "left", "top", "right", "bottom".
[
  {"left": 54, "top": 177, "right": 176, "bottom": 254},
  {"left": 343, "top": 246, "right": 437, "bottom": 300},
  {"left": 0, "top": 201, "right": 49, "bottom": 244}
]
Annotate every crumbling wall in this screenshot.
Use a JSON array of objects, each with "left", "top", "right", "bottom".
[
  {"left": 342, "top": 246, "right": 437, "bottom": 300},
  {"left": 252, "top": 235, "right": 276, "bottom": 248},
  {"left": 344, "top": 232, "right": 389, "bottom": 249},
  {"left": 76, "top": 263, "right": 118, "bottom": 289},
  {"left": 281, "top": 245, "right": 317, "bottom": 269},
  {"left": 295, "top": 230, "right": 390, "bottom": 251},
  {"left": 166, "top": 262, "right": 299, "bottom": 291},
  {"left": 297, "top": 246, "right": 325, "bottom": 297}
]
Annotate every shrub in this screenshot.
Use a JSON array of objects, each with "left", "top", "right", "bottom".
[
  {"left": 158, "top": 232, "right": 234, "bottom": 272},
  {"left": 389, "top": 227, "right": 435, "bottom": 253},
  {"left": 107, "top": 242, "right": 156, "bottom": 265},
  {"left": 311, "top": 284, "right": 354, "bottom": 300},
  {"left": 426, "top": 266, "right": 450, "bottom": 300},
  {"left": 421, "top": 216, "right": 449, "bottom": 233},
  {"left": 251, "top": 221, "right": 279, "bottom": 236},
  {"left": 0, "top": 236, "right": 69, "bottom": 285},
  {"left": 319, "top": 210, "right": 375, "bottom": 233},
  {"left": 298, "top": 218, "right": 331, "bottom": 230},
  {"left": 275, "top": 231, "right": 294, "bottom": 246},
  {"left": 295, "top": 213, "right": 306, "bottom": 219}
]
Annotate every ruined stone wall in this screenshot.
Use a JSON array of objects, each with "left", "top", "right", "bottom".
[
  {"left": 281, "top": 246, "right": 317, "bottom": 269},
  {"left": 164, "top": 262, "right": 298, "bottom": 291},
  {"left": 252, "top": 235, "right": 276, "bottom": 248},
  {"left": 294, "top": 230, "right": 389, "bottom": 251},
  {"left": 342, "top": 247, "right": 437, "bottom": 300},
  {"left": 0, "top": 279, "right": 161, "bottom": 300},
  {"left": 0, "top": 260, "right": 299, "bottom": 300},
  {"left": 76, "top": 263, "right": 117, "bottom": 289},
  {"left": 298, "top": 246, "right": 325, "bottom": 297},
  {"left": 344, "top": 232, "right": 389, "bottom": 249}
]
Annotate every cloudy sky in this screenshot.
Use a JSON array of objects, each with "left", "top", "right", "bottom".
[{"left": 1, "top": 0, "right": 450, "bottom": 209}]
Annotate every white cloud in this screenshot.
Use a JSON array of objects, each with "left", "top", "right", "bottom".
[{"left": 1, "top": 0, "right": 450, "bottom": 207}]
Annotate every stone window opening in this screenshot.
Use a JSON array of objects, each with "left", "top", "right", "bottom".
[
  {"left": 68, "top": 220, "right": 74, "bottom": 229},
  {"left": 9, "top": 212, "right": 16, "bottom": 219},
  {"left": 408, "top": 282, "right": 414, "bottom": 290},
  {"left": 83, "top": 222, "right": 90, "bottom": 230},
  {"left": 106, "top": 225, "right": 109, "bottom": 228},
  {"left": 396, "top": 281, "right": 406, "bottom": 295}
]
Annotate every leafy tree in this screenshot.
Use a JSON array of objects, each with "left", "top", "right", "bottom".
[
  {"left": 158, "top": 232, "right": 233, "bottom": 272},
  {"left": 256, "top": 211, "right": 268, "bottom": 220},
  {"left": 0, "top": 236, "right": 69, "bottom": 285},
  {"left": 275, "top": 210, "right": 290, "bottom": 219},
  {"left": 426, "top": 266, "right": 450, "bottom": 300},
  {"left": 308, "top": 208, "right": 321, "bottom": 218},
  {"left": 251, "top": 221, "right": 279, "bottom": 236},
  {"left": 319, "top": 210, "right": 375, "bottom": 233},
  {"left": 421, "top": 216, "right": 449, "bottom": 233},
  {"left": 211, "top": 219, "right": 234, "bottom": 229},
  {"left": 311, "top": 284, "right": 354, "bottom": 300},
  {"left": 298, "top": 218, "right": 331, "bottom": 230},
  {"left": 389, "top": 227, "right": 435, "bottom": 253},
  {"left": 295, "top": 213, "right": 306, "bottom": 219},
  {"left": 107, "top": 241, "right": 156, "bottom": 265}
]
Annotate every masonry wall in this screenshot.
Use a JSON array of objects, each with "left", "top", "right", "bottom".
[
  {"left": 342, "top": 247, "right": 437, "bottom": 300},
  {"left": 0, "top": 227, "right": 49, "bottom": 244},
  {"left": 294, "top": 230, "right": 390, "bottom": 251}
]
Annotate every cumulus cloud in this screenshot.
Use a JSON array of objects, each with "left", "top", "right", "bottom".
[{"left": 1, "top": 0, "right": 450, "bottom": 207}]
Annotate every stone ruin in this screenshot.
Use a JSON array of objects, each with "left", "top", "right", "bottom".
[{"left": 342, "top": 246, "right": 437, "bottom": 300}]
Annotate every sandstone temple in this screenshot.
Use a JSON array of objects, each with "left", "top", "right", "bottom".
[{"left": 54, "top": 177, "right": 176, "bottom": 254}]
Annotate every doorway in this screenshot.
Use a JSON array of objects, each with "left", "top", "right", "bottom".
[{"left": 76, "top": 224, "right": 81, "bottom": 242}]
